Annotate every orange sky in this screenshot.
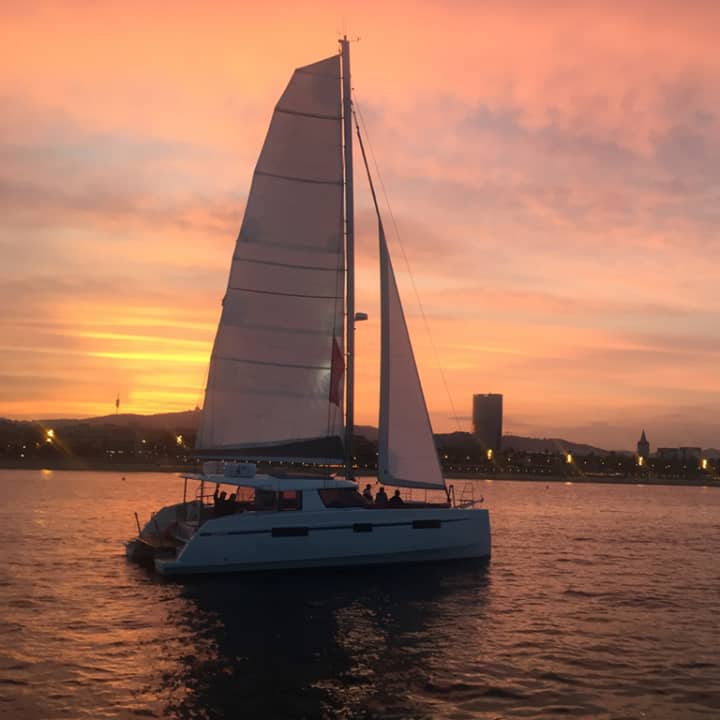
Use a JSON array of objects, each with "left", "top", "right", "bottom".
[{"left": 2, "top": 0, "right": 719, "bottom": 449}]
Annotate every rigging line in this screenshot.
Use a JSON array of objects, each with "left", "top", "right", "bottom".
[
  {"left": 274, "top": 107, "right": 341, "bottom": 121},
  {"left": 227, "top": 286, "right": 342, "bottom": 300},
  {"left": 232, "top": 256, "right": 341, "bottom": 272},
  {"left": 254, "top": 170, "right": 341, "bottom": 186},
  {"left": 352, "top": 98, "right": 462, "bottom": 432}
]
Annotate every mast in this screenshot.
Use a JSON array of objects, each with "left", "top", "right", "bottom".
[{"left": 341, "top": 36, "right": 355, "bottom": 482}]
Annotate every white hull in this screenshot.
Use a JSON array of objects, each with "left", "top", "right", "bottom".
[{"left": 153, "top": 506, "right": 490, "bottom": 576}]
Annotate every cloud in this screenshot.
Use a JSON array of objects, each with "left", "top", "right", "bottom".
[{"left": 0, "top": 96, "right": 245, "bottom": 238}]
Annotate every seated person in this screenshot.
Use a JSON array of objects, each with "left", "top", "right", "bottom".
[
  {"left": 374, "top": 486, "right": 388, "bottom": 507},
  {"left": 213, "top": 487, "right": 228, "bottom": 516},
  {"left": 388, "top": 489, "right": 404, "bottom": 507},
  {"left": 362, "top": 484, "right": 373, "bottom": 502}
]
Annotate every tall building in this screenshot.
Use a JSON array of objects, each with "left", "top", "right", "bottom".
[
  {"left": 472, "top": 393, "right": 503, "bottom": 451},
  {"left": 637, "top": 429, "right": 649, "bottom": 458}
]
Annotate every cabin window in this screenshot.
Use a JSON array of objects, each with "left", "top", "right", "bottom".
[
  {"left": 271, "top": 526, "right": 308, "bottom": 537},
  {"left": 235, "top": 486, "right": 254, "bottom": 503},
  {"left": 279, "top": 490, "right": 301, "bottom": 511},
  {"left": 254, "top": 489, "right": 278, "bottom": 511},
  {"left": 412, "top": 519, "right": 442, "bottom": 529},
  {"left": 318, "top": 488, "right": 369, "bottom": 508}
]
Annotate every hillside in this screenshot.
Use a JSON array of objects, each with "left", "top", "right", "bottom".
[
  {"left": 4, "top": 412, "right": 715, "bottom": 459},
  {"left": 83, "top": 409, "right": 202, "bottom": 430},
  {"left": 24, "top": 410, "right": 202, "bottom": 430},
  {"left": 361, "top": 427, "right": 609, "bottom": 455},
  {"left": 501, "top": 434, "right": 608, "bottom": 455}
]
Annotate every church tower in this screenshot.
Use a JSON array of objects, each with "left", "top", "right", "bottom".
[{"left": 637, "top": 429, "right": 650, "bottom": 459}]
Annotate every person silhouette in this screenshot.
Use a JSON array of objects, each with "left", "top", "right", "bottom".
[{"left": 374, "top": 486, "right": 388, "bottom": 507}]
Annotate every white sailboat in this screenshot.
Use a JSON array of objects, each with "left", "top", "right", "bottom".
[{"left": 127, "top": 39, "right": 490, "bottom": 575}]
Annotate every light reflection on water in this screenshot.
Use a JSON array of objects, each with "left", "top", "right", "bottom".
[{"left": 1, "top": 470, "right": 719, "bottom": 719}]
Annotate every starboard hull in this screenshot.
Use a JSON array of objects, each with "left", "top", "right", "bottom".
[{"left": 153, "top": 507, "right": 490, "bottom": 577}]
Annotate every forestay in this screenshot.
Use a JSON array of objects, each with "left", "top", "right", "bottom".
[
  {"left": 197, "top": 55, "right": 346, "bottom": 460},
  {"left": 377, "top": 223, "right": 446, "bottom": 490}
]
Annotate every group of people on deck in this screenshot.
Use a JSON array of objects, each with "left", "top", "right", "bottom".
[
  {"left": 213, "top": 486, "right": 239, "bottom": 516},
  {"left": 362, "top": 484, "right": 404, "bottom": 507}
]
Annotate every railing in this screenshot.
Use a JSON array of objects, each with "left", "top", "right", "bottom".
[{"left": 457, "top": 481, "right": 477, "bottom": 508}]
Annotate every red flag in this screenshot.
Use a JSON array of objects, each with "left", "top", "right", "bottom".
[{"left": 329, "top": 337, "right": 344, "bottom": 406}]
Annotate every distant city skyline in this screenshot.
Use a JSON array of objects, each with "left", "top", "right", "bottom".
[
  {"left": 2, "top": 1, "right": 719, "bottom": 450},
  {"left": 3, "top": 404, "right": 717, "bottom": 455}
]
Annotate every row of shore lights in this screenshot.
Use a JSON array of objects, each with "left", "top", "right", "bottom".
[
  {"left": 490, "top": 449, "right": 709, "bottom": 472},
  {"left": 458, "top": 450, "right": 710, "bottom": 470},
  {"left": 479, "top": 451, "right": 709, "bottom": 469},
  {"left": 639, "top": 455, "right": 708, "bottom": 470},
  {"left": 44, "top": 428, "right": 186, "bottom": 449}
]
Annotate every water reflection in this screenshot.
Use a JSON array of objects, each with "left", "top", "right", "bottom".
[{"left": 161, "top": 561, "right": 490, "bottom": 719}]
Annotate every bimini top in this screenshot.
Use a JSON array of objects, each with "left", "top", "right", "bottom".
[{"left": 181, "top": 473, "right": 358, "bottom": 492}]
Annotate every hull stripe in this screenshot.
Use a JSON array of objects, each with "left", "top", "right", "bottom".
[{"left": 198, "top": 516, "right": 465, "bottom": 538}]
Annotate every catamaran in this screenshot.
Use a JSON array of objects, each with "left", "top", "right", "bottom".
[{"left": 126, "top": 39, "right": 490, "bottom": 575}]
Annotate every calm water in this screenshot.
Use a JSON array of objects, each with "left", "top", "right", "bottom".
[{"left": 0, "top": 470, "right": 718, "bottom": 719}]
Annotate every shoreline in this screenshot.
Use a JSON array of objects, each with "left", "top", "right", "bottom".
[{"left": 1, "top": 460, "right": 718, "bottom": 488}]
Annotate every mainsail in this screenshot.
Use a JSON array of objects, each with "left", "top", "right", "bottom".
[
  {"left": 197, "top": 55, "right": 345, "bottom": 460},
  {"left": 377, "top": 223, "right": 446, "bottom": 490}
]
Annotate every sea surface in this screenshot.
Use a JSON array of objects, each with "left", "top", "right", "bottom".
[{"left": 0, "top": 470, "right": 718, "bottom": 719}]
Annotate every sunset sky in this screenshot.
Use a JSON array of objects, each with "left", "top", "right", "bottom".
[{"left": 2, "top": 0, "right": 719, "bottom": 449}]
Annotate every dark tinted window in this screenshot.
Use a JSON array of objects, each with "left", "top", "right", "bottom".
[
  {"left": 271, "top": 526, "right": 308, "bottom": 537},
  {"left": 412, "top": 519, "right": 442, "bottom": 529},
  {"left": 254, "top": 489, "right": 278, "bottom": 511}
]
